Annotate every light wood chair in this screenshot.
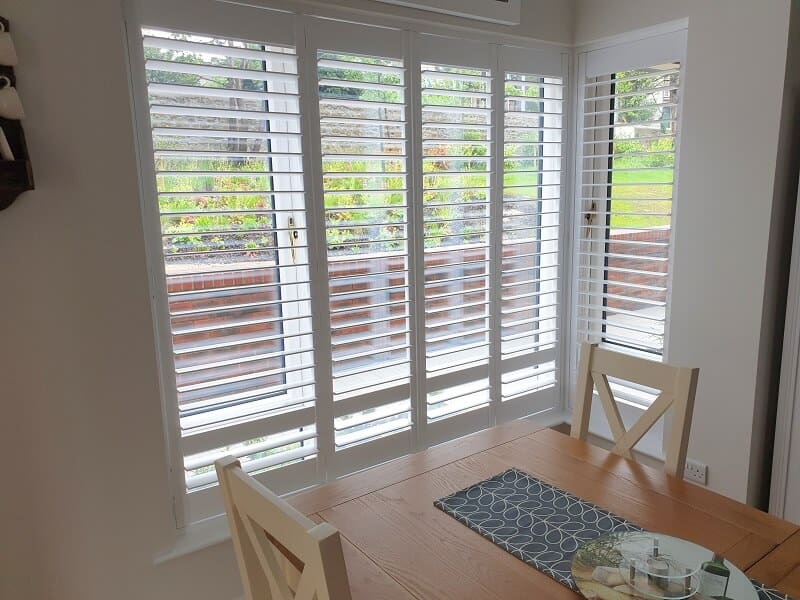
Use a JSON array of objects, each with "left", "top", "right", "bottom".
[
  {"left": 215, "top": 457, "right": 352, "bottom": 600},
  {"left": 570, "top": 342, "right": 700, "bottom": 478}
]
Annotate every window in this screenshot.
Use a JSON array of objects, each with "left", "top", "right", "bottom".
[
  {"left": 129, "top": 0, "right": 572, "bottom": 526},
  {"left": 576, "top": 33, "right": 685, "bottom": 358},
  {"left": 572, "top": 30, "right": 686, "bottom": 458}
]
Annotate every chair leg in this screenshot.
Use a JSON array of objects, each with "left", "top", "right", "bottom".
[
  {"left": 571, "top": 342, "right": 596, "bottom": 441},
  {"left": 664, "top": 367, "right": 699, "bottom": 478}
]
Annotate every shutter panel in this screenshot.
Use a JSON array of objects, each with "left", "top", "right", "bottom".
[
  {"left": 141, "top": 28, "right": 316, "bottom": 520},
  {"left": 316, "top": 51, "right": 413, "bottom": 454},
  {"left": 421, "top": 62, "right": 493, "bottom": 425},
  {"left": 577, "top": 63, "right": 681, "bottom": 357},
  {"left": 500, "top": 71, "right": 563, "bottom": 406}
]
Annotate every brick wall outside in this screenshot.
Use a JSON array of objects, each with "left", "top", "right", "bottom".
[
  {"left": 166, "top": 241, "right": 542, "bottom": 338},
  {"left": 163, "top": 242, "right": 544, "bottom": 401},
  {"left": 605, "top": 228, "right": 670, "bottom": 311},
  {"left": 163, "top": 231, "right": 664, "bottom": 404}
]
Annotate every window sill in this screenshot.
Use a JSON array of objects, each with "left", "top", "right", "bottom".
[
  {"left": 154, "top": 513, "right": 231, "bottom": 565},
  {"left": 153, "top": 409, "right": 572, "bottom": 564}
]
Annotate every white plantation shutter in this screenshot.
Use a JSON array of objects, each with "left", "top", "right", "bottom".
[
  {"left": 129, "top": 3, "right": 567, "bottom": 525},
  {"left": 315, "top": 46, "right": 414, "bottom": 466},
  {"left": 420, "top": 56, "right": 494, "bottom": 436},
  {"left": 499, "top": 70, "right": 563, "bottom": 415},
  {"left": 141, "top": 26, "right": 317, "bottom": 521},
  {"left": 573, "top": 32, "right": 685, "bottom": 458},
  {"left": 577, "top": 61, "right": 682, "bottom": 357}
]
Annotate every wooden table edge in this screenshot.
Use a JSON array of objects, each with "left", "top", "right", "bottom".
[
  {"left": 528, "top": 428, "right": 799, "bottom": 546},
  {"left": 289, "top": 416, "right": 552, "bottom": 515}
]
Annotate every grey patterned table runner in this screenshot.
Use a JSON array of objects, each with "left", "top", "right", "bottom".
[{"left": 434, "top": 468, "right": 792, "bottom": 600}]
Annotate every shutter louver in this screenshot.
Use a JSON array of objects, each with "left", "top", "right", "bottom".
[
  {"left": 421, "top": 63, "right": 493, "bottom": 422},
  {"left": 317, "top": 51, "right": 413, "bottom": 449},
  {"left": 500, "top": 72, "right": 563, "bottom": 401},
  {"left": 142, "top": 29, "right": 316, "bottom": 510},
  {"left": 578, "top": 63, "right": 680, "bottom": 356}
]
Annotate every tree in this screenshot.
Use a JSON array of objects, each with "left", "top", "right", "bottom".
[{"left": 613, "top": 68, "right": 678, "bottom": 130}]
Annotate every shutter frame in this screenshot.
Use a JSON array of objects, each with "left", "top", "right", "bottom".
[
  {"left": 584, "top": 30, "right": 688, "bottom": 79},
  {"left": 140, "top": 25, "right": 319, "bottom": 522},
  {"left": 127, "top": 3, "right": 568, "bottom": 527},
  {"left": 499, "top": 67, "right": 563, "bottom": 408},
  {"left": 419, "top": 46, "right": 494, "bottom": 434},
  {"left": 134, "top": 0, "right": 296, "bottom": 48},
  {"left": 310, "top": 26, "right": 417, "bottom": 471},
  {"left": 575, "top": 34, "right": 686, "bottom": 367}
]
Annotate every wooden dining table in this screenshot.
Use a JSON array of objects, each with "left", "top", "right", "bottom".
[{"left": 287, "top": 418, "right": 799, "bottom": 599}]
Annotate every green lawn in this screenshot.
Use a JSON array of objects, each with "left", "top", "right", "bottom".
[
  {"left": 610, "top": 167, "right": 672, "bottom": 229},
  {"left": 315, "top": 163, "right": 674, "bottom": 233},
  {"left": 503, "top": 167, "right": 673, "bottom": 230},
  {"left": 503, "top": 171, "right": 541, "bottom": 188}
]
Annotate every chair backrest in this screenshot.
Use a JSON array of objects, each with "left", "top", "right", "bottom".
[
  {"left": 570, "top": 342, "right": 700, "bottom": 478},
  {"left": 215, "top": 457, "right": 352, "bottom": 600}
]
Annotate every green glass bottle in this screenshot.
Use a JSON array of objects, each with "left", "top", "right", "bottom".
[{"left": 699, "top": 553, "right": 730, "bottom": 598}]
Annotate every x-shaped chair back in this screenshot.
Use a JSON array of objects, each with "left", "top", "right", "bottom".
[
  {"left": 216, "top": 457, "right": 352, "bottom": 600},
  {"left": 570, "top": 342, "right": 700, "bottom": 478}
]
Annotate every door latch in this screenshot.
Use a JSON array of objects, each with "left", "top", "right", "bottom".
[
  {"left": 288, "top": 216, "right": 300, "bottom": 263},
  {"left": 585, "top": 201, "right": 597, "bottom": 226}
]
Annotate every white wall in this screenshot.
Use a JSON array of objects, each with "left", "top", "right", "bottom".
[
  {"left": 0, "top": 0, "right": 243, "bottom": 597},
  {"left": 322, "top": 0, "right": 576, "bottom": 44},
  {"left": 576, "top": 0, "right": 794, "bottom": 504},
  {"left": 0, "top": 2, "right": 573, "bottom": 600},
  {"left": 1, "top": 1, "right": 795, "bottom": 598}
]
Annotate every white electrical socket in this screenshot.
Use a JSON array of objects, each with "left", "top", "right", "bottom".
[{"left": 684, "top": 459, "right": 707, "bottom": 485}]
